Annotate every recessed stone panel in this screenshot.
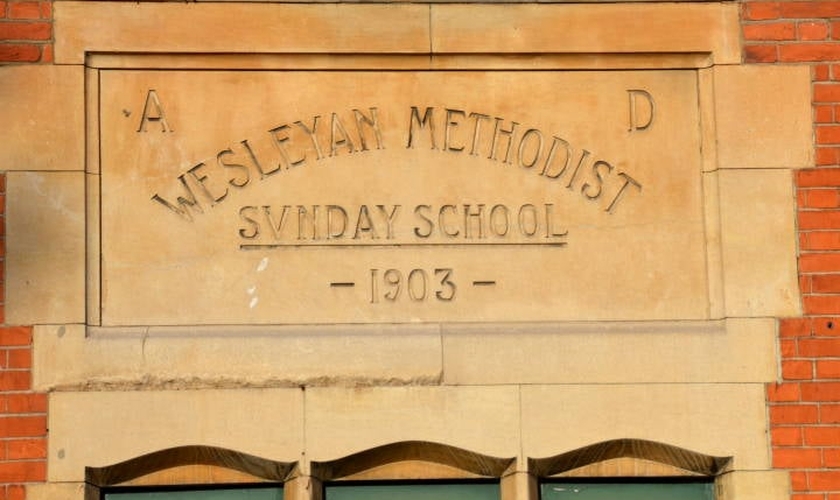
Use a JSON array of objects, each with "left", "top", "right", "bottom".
[{"left": 98, "top": 69, "right": 706, "bottom": 326}]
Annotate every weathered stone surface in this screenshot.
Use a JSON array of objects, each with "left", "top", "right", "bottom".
[
  {"left": 7, "top": 172, "right": 86, "bottom": 324},
  {"left": 717, "top": 470, "right": 790, "bottom": 500},
  {"left": 27, "top": 483, "right": 85, "bottom": 500},
  {"left": 717, "top": 169, "right": 801, "bottom": 316},
  {"left": 521, "top": 383, "right": 770, "bottom": 470},
  {"left": 441, "top": 318, "right": 777, "bottom": 385},
  {"left": 55, "top": 2, "right": 739, "bottom": 64},
  {"left": 0, "top": 66, "right": 84, "bottom": 171},
  {"left": 49, "top": 389, "right": 304, "bottom": 482},
  {"left": 714, "top": 65, "right": 812, "bottom": 169},
  {"left": 33, "top": 324, "right": 442, "bottom": 391},
  {"left": 305, "top": 386, "right": 520, "bottom": 463},
  {"left": 431, "top": 3, "right": 740, "bottom": 63},
  {"left": 55, "top": 2, "right": 430, "bottom": 64}
]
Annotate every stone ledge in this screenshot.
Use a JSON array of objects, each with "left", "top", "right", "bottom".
[
  {"left": 55, "top": 2, "right": 739, "bottom": 64},
  {"left": 34, "top": 319, "right": 776, "bottom": 391}
]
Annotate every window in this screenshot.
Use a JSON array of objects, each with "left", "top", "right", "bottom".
[
  {"left": 105, "top": 487, "right": 283, "bottom": 500},
  {"left": 326, "top": 482, "right": 500, "bottom": 500},
  {"left": 541, "top": 480, "right": 713, "bottom": 500},
  {"left": 85, "top": 446, "right": 296, "bottom": 500}
]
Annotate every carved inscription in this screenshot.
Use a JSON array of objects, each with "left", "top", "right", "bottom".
[
  {"left": 237, "top": 203, "right": 568, "bottom": 247},
  {"left": 137, "top": 90, "right": 173, "bottom": 133},
  {"left": 151, "top": 105, "right": 643, "bottom": 225},
  {"left": 627, "top": 89, "right": 655, "bottom": 132},
  {"left": 99, "top": 70, "right": 708, "bottom": 325},
  {"left": 145, "top": 103, "right": 648, "bottom": 306},
  {"left": 370, "top": 268, "right": 457, "bottom": 303}
]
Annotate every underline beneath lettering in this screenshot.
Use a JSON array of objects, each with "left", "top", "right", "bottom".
[{"left": 240, "top": 242, "right": 568, "bottom": 250}]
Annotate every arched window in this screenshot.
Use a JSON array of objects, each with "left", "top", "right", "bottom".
[
  {"left": 532, "top": 439, "right": 730, "bottom": 500},
  {"left": 313, "top": 441, "right": 516, "bottom": 500},
  {"left": 85, "top": 445, "right": 297, "bottom": 500}
]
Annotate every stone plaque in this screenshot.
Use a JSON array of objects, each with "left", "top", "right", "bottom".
[{"left": 98, "top": 70, "right": 705, "bottom": 326}]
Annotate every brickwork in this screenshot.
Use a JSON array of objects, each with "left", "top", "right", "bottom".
[
  {"left": 743, "top": 0, "right": 840, "bottom": 498},
  {"left": 0, "top": 0, "right": 52, "bottom": 63}
]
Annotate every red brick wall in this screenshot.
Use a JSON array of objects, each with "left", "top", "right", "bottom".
[
  {"left": 2, "top": 1, "right": 52, "bottom": 496},
  {"left": 743, "top": 1, "right": 840, "bottom": 499},
  {"left": 0, "top": 0, "right": 52, "bottom": 63}
]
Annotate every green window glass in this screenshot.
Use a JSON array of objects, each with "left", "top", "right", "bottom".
[
  {"left": 326, "top": 482, "right": 500, "bottom": 500},
  {"left": 541, "top": 482, "right": 713, "bottom": 500},
  {"left": 105, "top": 487, "right": 283, "bottom": 500}
]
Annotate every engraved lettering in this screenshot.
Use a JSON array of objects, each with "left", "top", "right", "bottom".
[
  {"left": 376, "top": 204, "right": 401, "bottom": 239},
  {"left": 544, "top": 204, "right": 568, "bottom": 238},
  {"left": 582, "top": 160, "right": 614, "bottom": 200},
  {"left": 294, "top": 116, "right": 325, "bottom": 160},
  {"left": 155, "top": 105, "right": 645, "bottom": 223},
  {"left": 518, "top": 204, "right": 538, "bottom": 237},
  {"left": 330, "top": 113, "right": 357, "bottom": 156},
  {"left": 413, "top": 205, "right": 433, "bottom": 238},
  {"left": 488, "top": 117, "right": 519, "bottom": 164},
  {"left": 371, "top": 267, "right": 457, "bottom": 303},
  {"left": 489, "top": 204, "right": 510, "bottom": 237},
  {"left": 407, "top": 106, "right": 437, "bottom": 149},
  {"left": 628, "top": 89, "right": 655, "bottom": 132},
  {"left": 565, "top": 149, "right": 591, "bottom": 191},
  {"left": 241, "top": 139, "right": 277, "bottom": 180},
  {"left": 238, "top": 206, "right": 260, "bottom": 239},
  {"left": 540, "top": 136, "right": 572, "bottom": 179},
  {"left": 439, "top": 205, "right": 460, "bottom": 238},
  {"left": 463, "top": 204, "right": 485, "bottom": 239},
  {"left": 238, "top": 203, "right": 571, "bottom": 248},
  {"left": 517, "top": 128, "right": 543, "bottom": 169},
  {"left": 264, "top": 205, "right": 291, "bottom": 239},
  {"left": 444, "top": 108, "right": 466, "bottom": 152},
  {"left": 137, "top": 89, "right": 173, "bottom": 133},
  {"left": 187, "top": 162, "right": 227, "bottom": 205},
  {"left": 354, "top": 107, "right": 384, "bottom": 151},
  {"left": 269, "top": 124, "right": 306, "bottom": 169},
  {"left": 353, "top": 205, "right": 377, "bottom": 239},
  {"left": 606, "top": 172, "right": 643, "bottom": 214},
  {"left": 467, "top": 112, "right": 491, "bottom": 156},
  {"left": 151, "top": 175, "right": 203, "bottom": 221},
  {"left": 326, "top": 205, "right": 348, "bottom": 239},
  {"left": 217, "top": 148, "right": 250, "bottom": 188},
  {"left": 435, "top": 268, "right": 456, "bottom": 301},
  {"left": 383, "top": 269, "right": 401, "bottom": 301},
  {"left": 298, "top": 205, "right": 319, "bottom": 240},
  {"left": 407, "top": 269, "right": 427, "bottom": 301}
]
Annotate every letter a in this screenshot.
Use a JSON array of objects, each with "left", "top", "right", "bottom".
[
  {"left": 137, "top": 89, "right": 173, "bottom": 132},
  {"left": 627, "top": 89, "right": 655, "bottom": 132}
]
